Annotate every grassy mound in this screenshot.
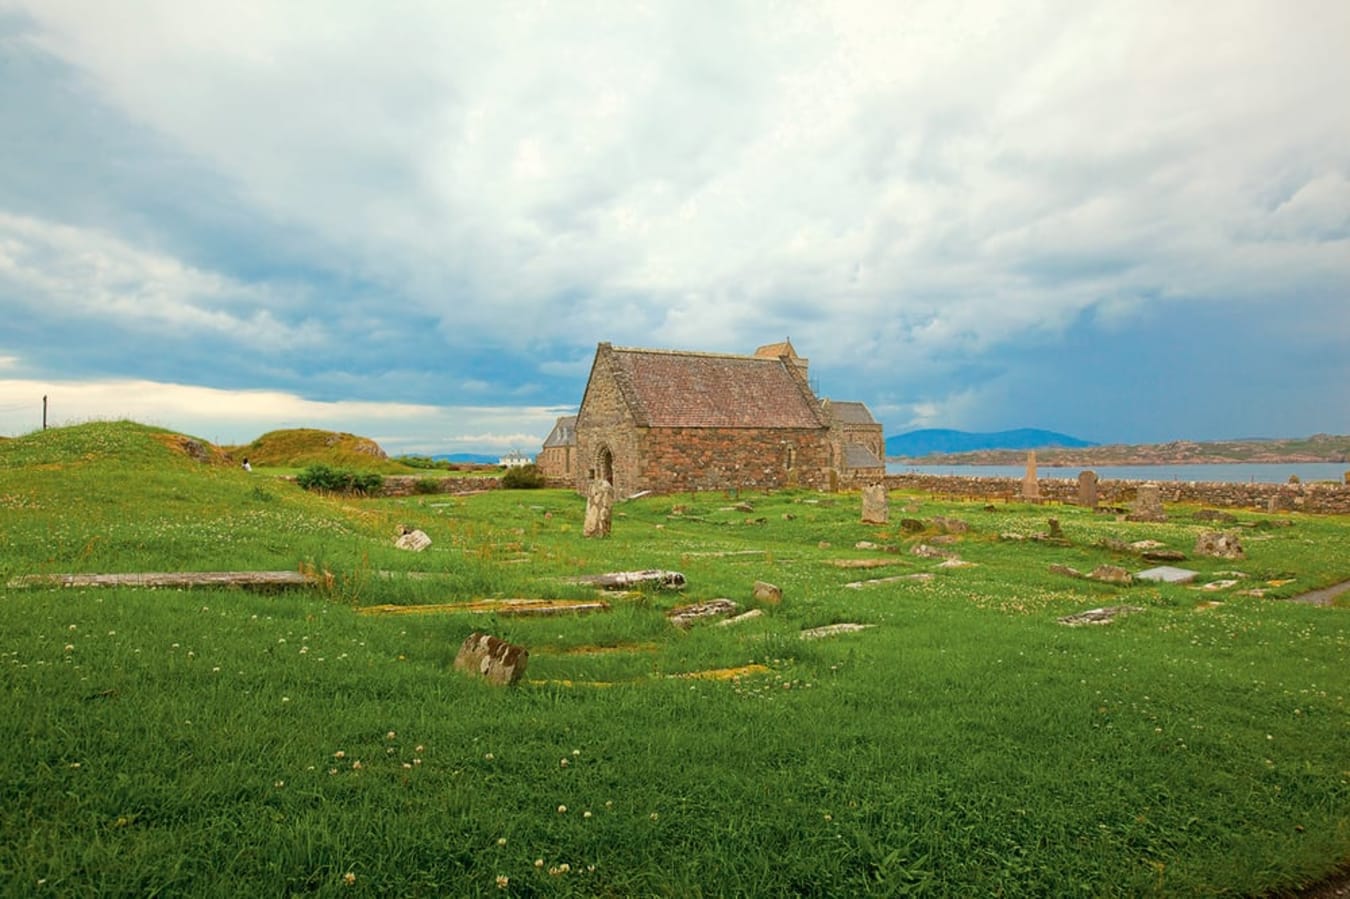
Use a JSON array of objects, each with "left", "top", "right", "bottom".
[{"left": 227, "top": 428, "right": 408, "bottom": 472}]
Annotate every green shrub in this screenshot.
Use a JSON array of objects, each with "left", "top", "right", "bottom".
[
  {"left": 412, "top": 478, "right": 442, "bottom": 495},
  {"left": 296, "top": 463, "right": 384, "bottom": 495},
  {"left": 501, "top": 463, "right": 544, "bottom": 489}
]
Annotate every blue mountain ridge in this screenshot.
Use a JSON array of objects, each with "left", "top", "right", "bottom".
[
  {"left": 430, "top": 453, "right": 500, "bottom": 465},
  {"left": 885, "top": 428, "right": 1096, "bottom": 458}
]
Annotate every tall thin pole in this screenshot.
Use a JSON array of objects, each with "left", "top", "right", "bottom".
[{"left": 42, "top": 395, "right": 47, "bottom": 429}]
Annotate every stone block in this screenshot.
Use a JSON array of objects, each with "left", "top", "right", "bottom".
[
  {"left": 453, "top": 632, "right": 528, "bottom": 686},
  {"left": 752, "top": 581, "right": 783, "bottom": 605}
]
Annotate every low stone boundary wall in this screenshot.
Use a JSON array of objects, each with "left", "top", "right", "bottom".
[
  {"left": 379, "top": 476, "right": 502, "bottom": 497},
  {"left": 884, "top": 473, "right": 1350, "bottom": 515}
]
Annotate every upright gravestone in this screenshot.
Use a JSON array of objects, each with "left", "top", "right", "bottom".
[
  {"left": 1077, "top": 470, "right": 1099, "bottom": 510},
  {"left": 1128, "top": 482, "right": 1167, "bottom": 522},
  {"left": 1021, "top": 451, "right": 1040, "bottom": 502},
  {"left": 583, "top": 478, "right": 614, "bottom": 537},
  {"left": 861, "top": 483, "right": 889, "bottom": 524}
]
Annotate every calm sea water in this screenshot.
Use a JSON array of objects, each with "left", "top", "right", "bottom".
[{"left": 886, "top": 462, "right": 1349, "bottom": 484}]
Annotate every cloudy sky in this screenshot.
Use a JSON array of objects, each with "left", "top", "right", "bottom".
[{"left": 2, "top": 1, "right": 1347, "bottom": 455}]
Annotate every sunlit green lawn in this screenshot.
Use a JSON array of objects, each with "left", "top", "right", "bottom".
[{"left": 1, "top": 422, "right": 1346, "bottom": 896}]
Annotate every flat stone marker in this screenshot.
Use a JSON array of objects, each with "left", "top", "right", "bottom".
[
  {"left": 1077, "top": 470, "right": 1099, "bottom": 509},
  {"left": 667, "top": 598, "right": 739, "bottom": 628},
  {"left": 572, "top": 570, "right": 686, "bottom": 590},
  {"left": 1088, "top": 564, "right": 1133, "bottom": 585},
  {"left": 800, "top": 623, "right": 876, "bottom": 640},
  {"left": 1057, "top": 605, "right": 1144, "bottom": 626},
  {"left": 717, "top": 609, "right": 765, "bottom": 627},
  {"left": 1136, "top": 566, "right": 1199, "bottom": 584},
  {"left": 583, "top": 478, "right": 614, "bottom": 537},
  {"left": 844, "top": 573, "right": 934, "bottom": 588},
  {"left": 861, "top": 483, "right": 888, "bottom": 524},
  {"left": 453, "top": 632, "right": 528, "bottom": 686}
]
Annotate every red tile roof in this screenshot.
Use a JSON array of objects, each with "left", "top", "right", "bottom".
[{"left": 607, "top": 346, "right": 827, "bottom": 429}]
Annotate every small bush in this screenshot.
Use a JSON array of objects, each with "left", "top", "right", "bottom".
[
  {"left": 296, "top": 464, "right": 384, "bottom": 495},
  {"left": 501, "top": 464, "right": 545, "bottom": 489},
  {"left": 412, "top": 478, "right": 442, "bottom": 495}
]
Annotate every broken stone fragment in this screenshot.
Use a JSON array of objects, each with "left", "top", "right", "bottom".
[
  {"left": 395, "top": 529, "right": 432, "bottom": 551},
  {"left": 667, "top": 598, "right": 740, "bottom": 628},
  {"left": 1088, "top": 565, "right": 1133, "bottom": 585},
  {"left": 752, "top": 581, "right": 783, "bottom": 605},
  {"left": 717, "top": 609, "right": 765, "bottom": 627},
  {"left": 453, "top": 632, "right": 528, "bottom": 686},
  {"left": 931, "top": 516, "right": 970, "bottom": 534},
  {"left": 1049, "top": 563, "right": 1084, "bottom": 579},
  {"left": 1194, "top": 530, "right": 1245, "bottom": 560},
  {"left": 910, "top": 544, "right": 955, "bottom": 560}
]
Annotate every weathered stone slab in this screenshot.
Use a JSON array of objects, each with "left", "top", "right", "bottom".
[
  {"left": 932, "top": 516, "right": 970, "bottom": 534},
  {"left": 800, "top": 623, "right": 876, "bottom": 640},
  {"left": 717, "top": 609, "right": 765, "bottom": 627},
  {"left": 826, "top": 558, "right": 899, "bottom": 569},
  {"left": 1194, "top": 530, "right": 1245, "bottom": 560},
  {"left": 861, "top": 484, "right": 889, "bottom": 524},
  {"left": 6, "top": 570, "right": 318, "bottom": 589},
  {"left": 1141, "top": 550, "right": 1187, "bottom": 562},
  {"left": 1127, "top": 482, "right": 1167, "bottom": 522},
  {"left": 453, "top": 632, "right": 528, "bottom": 686},
  {"left": 1136, "top": 566, "right": 1199, "bottom": 584},
  {"left": 1057, "top": 605, "right": 1144, "bottom": 626},
  {"left": 1049, "top": 563, "right": 1084, "bottom": 579},
  {"left": 1088, "top": 565, "right": 1133, "bottom": 585},
  {"left": 583, "top": 478, "right": 614, "bottom": 537},
  {"left": 395, "top": 529, "right": 432, "bottom": 551},
  {"left": 843, "top": 573, "right": 934, "bottom": 588},
  {"left": 899, "top": 518, "right": 926, "bottom": 534},
  {"left": 1022, "top": 451, "right": 1040, "bottom": 501},
  {"left": 752, "top": 580, "right": 783, "bottom": 604},
  {"left": 572, "top": 570, "right": 686, "bottom": 590},
  {"left": 1077, "top": 470, "right": 1099, "bottom": 509},
  {"left": 910, "top": 544, "right": 955, "bottom": 560},
  {"left": 667, "top": 598, "right": 739, "bottom": 628}
]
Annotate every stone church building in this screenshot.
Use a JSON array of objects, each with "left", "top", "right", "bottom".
[{"left": 539, "top": 340, "right": 884, "bottom": 496}]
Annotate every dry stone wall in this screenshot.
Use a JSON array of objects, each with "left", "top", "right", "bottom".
[{"left": 885, "top": 473, "right": 1350, "bottom": 514}]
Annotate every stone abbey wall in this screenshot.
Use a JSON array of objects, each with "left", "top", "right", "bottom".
[
  {"left": 635, "top": 426, "right": 833, "bottom": 493},
  {"left": 884, "top": 472, "right": 1350, "bottom": 514}
]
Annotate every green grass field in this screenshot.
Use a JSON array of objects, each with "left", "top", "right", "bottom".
[{"left": 2, "top": 422, "right": 1347, "bottom": 896}]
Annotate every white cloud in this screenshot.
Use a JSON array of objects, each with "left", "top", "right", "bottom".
[
  {"left": 4, "top": 1, "right": 1349, "bottom": 441},
  {"left": 0, "top": 377, "right": 571, "bottom": 454},
  {"left": 0, "top": 211, "right": 323, "bottom": 348}
]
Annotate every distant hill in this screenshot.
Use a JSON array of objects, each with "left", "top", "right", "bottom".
[
  {"left": 886, "top": 428, "right": 1095, "bottom": 459},
  {"left": 908, "top": 434, "right": 1350, "bottom": 467},
  {"left": 432, "top": 452, "right": 500, "bottom": 465},
  {"left": 228, "top": 428, "right": 407, "bottom": 471}
]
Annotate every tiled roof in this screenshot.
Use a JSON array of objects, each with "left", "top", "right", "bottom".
[
  {"left": 842, "top": 443, "right": 884, "bottom": 469},
  {"left": 542, "top": 415, "right": 577, "bottom": 448},
  {"left": 827, "top": 401, "right": 877, "bottom": 425},
  {"left": 607, "top": 347, "right": 827, "bottom": 429}
]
